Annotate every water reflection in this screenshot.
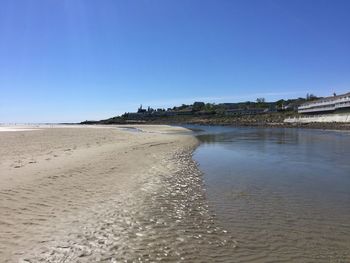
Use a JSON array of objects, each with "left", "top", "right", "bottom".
[
  {"left": 190, "top": 125, "right": 350, "bottom": 262},
  {"left": 197, "top": 128, "right": 301, "bottom": 145}
]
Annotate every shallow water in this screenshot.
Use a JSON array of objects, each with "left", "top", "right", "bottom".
[{"left": 191, "top": 126, "right": 350, "bottom": 262}]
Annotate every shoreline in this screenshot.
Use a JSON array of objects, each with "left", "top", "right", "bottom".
[
  {"left": 0, "top": 125, "right": 235, "bottom": 262},
  {"left": 80, "top": 119, "right": 350, "bottom": 131},
  {"left": 178, "top": 121, "right": 350, "bottom": 131}
]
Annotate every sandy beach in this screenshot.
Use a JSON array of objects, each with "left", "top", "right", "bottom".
[{"left": 0, "top": 125, "right": 234, "bottom": 262}]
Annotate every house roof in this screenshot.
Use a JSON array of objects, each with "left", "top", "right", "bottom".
[{"left": 301, "top": 92, "right": 350, "bottom": 106}]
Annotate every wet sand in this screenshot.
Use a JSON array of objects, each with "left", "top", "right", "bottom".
[{"left": 0, "top": 125, "right": 234, "bottom": 262}]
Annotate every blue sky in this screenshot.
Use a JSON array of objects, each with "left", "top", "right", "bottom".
[{"left": 1, "top": 0, "right": 350, "bottom": 123}]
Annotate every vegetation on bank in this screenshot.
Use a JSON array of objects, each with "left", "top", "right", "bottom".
[
  {"left": 81, "top": 94, "right": 350, "bottom": 130},
  {"left": 81, "top": 96, "right": 315, "bottom": 125}
]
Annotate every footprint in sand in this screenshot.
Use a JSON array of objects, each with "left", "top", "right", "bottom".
[{"left": 13, "top": 160, "right": 23, "bottom": 168}]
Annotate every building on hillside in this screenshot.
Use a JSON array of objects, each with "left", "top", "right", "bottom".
[
  {"left": 298, "top": 92, "right": 350, "bottom": 114},
  {"left": 282, "top": 103, "right": 298, "bottom": 111},
  {"left": 137, "top": 105, "right": 147, "bottom": 113}
]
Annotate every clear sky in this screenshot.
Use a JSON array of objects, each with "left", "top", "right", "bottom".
[{"left": 1, "top": 0, "right": 350, "bottom": 123}]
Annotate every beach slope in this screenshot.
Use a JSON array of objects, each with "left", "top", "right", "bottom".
[{"left": 0, "top": 125, "right": 215, "bottom": 261}]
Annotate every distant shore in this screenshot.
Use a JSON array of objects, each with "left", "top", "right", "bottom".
[
  {"left": 81, "top": 113, "right": 350, "bottom": 131},
  {"left": 176, "top": 120, "right": 350, "bottom": 131}
]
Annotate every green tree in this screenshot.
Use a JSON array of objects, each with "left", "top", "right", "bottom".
[{"left": 256, "top": 98, "right": 266, "bottom": 103}]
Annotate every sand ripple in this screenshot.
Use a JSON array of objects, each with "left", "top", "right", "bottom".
[{"left": 18, "top": 151, "right": 236, "bottom": 262}]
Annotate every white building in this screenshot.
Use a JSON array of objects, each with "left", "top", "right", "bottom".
[{"left": 298, "top": 92, "right": 350, "bottom": 114}]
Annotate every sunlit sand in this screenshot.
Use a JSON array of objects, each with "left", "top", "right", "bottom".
[{"left": 0, "top": 125, "right": 234, "bottom": 262}]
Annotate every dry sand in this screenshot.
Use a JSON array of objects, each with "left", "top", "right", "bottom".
[{"left": 0, "top": 125, "right": 235, "bottom": 262}]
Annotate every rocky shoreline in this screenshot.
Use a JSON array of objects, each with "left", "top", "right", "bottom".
[
  {"left": 177, "top": 120, "right": 350, "bottom": 131},
  {"left": 83, "top": 112, "right": 350, "bottom": 131}
]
